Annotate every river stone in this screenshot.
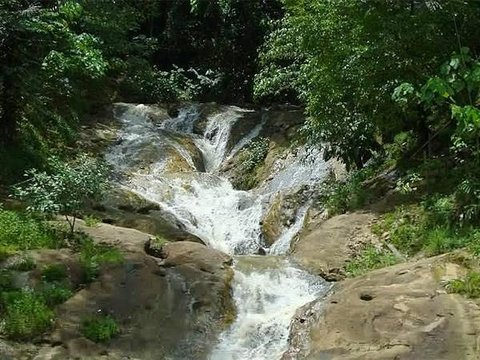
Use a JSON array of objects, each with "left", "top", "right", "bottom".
[
  {"left": 48, "top": 228, "right": 234, "bottom": 360},
  {"left": 282, "top": 253, "right": 480, "bottom": 360}
]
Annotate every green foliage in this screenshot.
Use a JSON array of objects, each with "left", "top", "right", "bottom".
[
  {"left": 0, "top": 208, "right": 61, "bottom": 252},
  {"left": 232, "top": 137, "right": 270, "bottom": 190},
  {"left": 83, "top": 215, "right": 100, "bottom": 228},
  {"left": 150, "top": 235, "right": 169, "bottom": 252},
  {"left": 7, "top": 256, "right": 36, "bottom": 272},
  {"left": 124, "top": 65, "right": 223, "bottom": 104},
  {"left": 256, "top": 1, "right": 480, "bottom": 169},
  {"left": 40, "top": 283, "right": 73, "bottom": 307},
  {"left": 317, "top": 165, "right": 378, "bottom": 215},
  {"left": 41, "top": 264, "right": 68, "bottom": 283},
  {"left": 14, "top": 154, "right": 109, "bottom": 235},
  {"left": 2, "top": 290, "right": 54, "bottom": 340},
  {"left": 447, "top": 272, "right": 480, "bottom": 298},
  {"left": 242, "top": 137, "right": 270, "bottom": 172},
  {"left": 81, "top": 314, "right": 119, "bottom": 343},
  {"left": 0, "top": 271, "right": 14, "bottom": 292},
  {"left": 345, "top": 245, "right": 398, "bottom": 277},
  {"left": 373, "top": 202, "right": 480, "bottom": 257},
  {"left": 78, "top": 237, "right": 123, "bottom": 284}
]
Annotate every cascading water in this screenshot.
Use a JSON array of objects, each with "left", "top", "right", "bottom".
[{"left": 107, "top": 103, "right": 331, "bottom": 359}]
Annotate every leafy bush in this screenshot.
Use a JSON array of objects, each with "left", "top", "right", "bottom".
[
  {"left": 2, "top": 291, "right": 54, "bottom": 340},
  {"left": 81, "top": 314, "right": 119, "bottom": 343},
  {"left": 345, "top": 245, "right": 398, "bottom": 277},
  {"left": 40, "top": 283, "right": 73, "bottom": 307},
  {"left": 7, "top": 256, "right": 36, "bottom": 272},
  {"left": 83, "top": 215, "right": 100, "bottom": 228},
  {"left": 78, "top": 237, "right": 123, "bottom": 283},
  {"left": 0, "top": 209, "right": 61, "bottom": 251},
  {"left": 232, "top": 137, "right": 270, "bottom": 190},
  {"left": 317, "top": 165, "right": 377, "bottom": 215},
  {"left": 447, "top": 272, "right": 480, "bottom": 298},
  {"left": 41, "top": 264, "right": 68, "bottom": 283},
  {"left": 241, "top": 137, "right": 270, "bottom": 172},
  {"left": 14, "top": 154, "right": 110, "bottom": 236}
]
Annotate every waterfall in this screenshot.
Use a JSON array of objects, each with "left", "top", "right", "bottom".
[{"left": 106, "top": 103, "right": 331, "bottom": 359}]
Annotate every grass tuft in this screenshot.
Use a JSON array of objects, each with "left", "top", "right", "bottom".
[
  {"left": 345, "top": 245, "right": 398, "bottom": 277},
  {"left": 81, "top": 314, "right": 119, "bottom": 343}
]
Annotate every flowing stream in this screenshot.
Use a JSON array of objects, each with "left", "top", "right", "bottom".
[{"left": 107, "top": 103, "right": 331, "bottom": 359}]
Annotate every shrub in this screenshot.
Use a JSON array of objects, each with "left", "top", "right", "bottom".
[
  {"left": 345, "top": 245, "right": 398, "bottom": 277},
  {"left": 40, "top": 283, "right": 73, "bottom": 306},
  {"left": 13, "top": 154, "right": 110, "bottom": 236},
  {"left": 41, "top": 264, "right": 68, "bottom": 283},
  {"left": 232, "top": 137, "right": 269, "bottom": 190},
  {"left": 78, "top": 237, "right": 123, "bottom": 283},
  {"left": 81, "top": 314, "right": 119, "bottom": 343},
  {"left": 0, "top": 209, "right": 61, "bottom": 251},
  {"left": 2, "top": 291, "right": 54, "bottom": 340},
  {"left": 447, "top": 272, "right": 480, "bottom": 298},
  {"left": 83, "top": 215, "right": 100, "bottom": 228}
]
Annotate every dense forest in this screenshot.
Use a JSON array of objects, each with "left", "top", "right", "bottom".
[
  {"left": 0, "top": 0, "right": 282, "bottom": 182},
  {"left": 1, "top": 0, "right": 480, "bottom": 356}
]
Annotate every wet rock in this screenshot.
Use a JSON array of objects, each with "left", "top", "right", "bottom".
[
  {"left": 261, "top": 194, "right": 284, "bottom": 247},
  {"left": 88, "top": 188, "right": 203, "bottom": 244}
]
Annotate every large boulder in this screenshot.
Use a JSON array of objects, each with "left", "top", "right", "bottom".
[
  {"left": 42, "top": 228, "right": 234, "bottom": 360},
  {"left": 283, "top": 253, "right": 480, "bottom": 360},
  {"left": 88, "top": 188, "right": 203, "bottom": 244},
  {"left": 292, "top": 212, "right": 376, "bottom": 281}
]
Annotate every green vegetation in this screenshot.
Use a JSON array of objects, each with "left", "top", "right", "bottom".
[
  {"left": 0, "top": 0, "right": 282, "bottom": 184},
  {"left": 256, "top": 1, "right": 480, "bottom": 169},
  {"left": 84, "top": 215, "right": 101, "bottom": 228},
  {"left": 447, "top": 272, "right": 480, "bottom": 298},
  {"left": 14, "top": 154, "right": 110, "bottom": 236},
  {"left": 2, "top": 291, "right": 54, "bottom": 340},
  {"left": 41, "top": 264, "right": 68, "bottom": 283},
  {"left": 81, "top": 314, "right": 119, "bottom": 343},
  {"left": 40, "top": 283, "right": 73, "bottom": 307},
  {"left": 232, "top": 137, "right": 270, "bottom": 190},
  {"left": 150, "top": 235, "right": 169, "bottom": 253},
  {"left": 345, "top": 245, "right": 398, "bottom": 278},
  {"left": 78, "top": 237, "right": 123, "bottom": 284},
  {"left": 317, "top": 165, "right": 379, "bottom": 215},
  {"left": 0, "top": 208, "right": 62, "bottom": 253},
  {"left": 372, "top": 201, "right": 480, "bottom": 258},
  {"left": 7, "top": 256, "right": 36, "bottom": 272}
]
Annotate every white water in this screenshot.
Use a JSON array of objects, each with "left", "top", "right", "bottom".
[
  {"left": 210, "top": 257, "right": 325, "bottom": 360},
  {"left": 107, "top": 103, "right": 331, "bottom": 359}
]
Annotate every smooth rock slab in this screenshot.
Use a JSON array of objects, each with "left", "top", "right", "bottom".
[{"left": 283, "top": 254, "right": 480, "bottom": 360}]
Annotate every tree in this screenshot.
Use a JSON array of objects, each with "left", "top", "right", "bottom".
[
  {"left": 255, "top": 0, "right": 480, "bottom": 169},
  {"left": 13, "top": 154, "right": 109, "bottom": 236}
]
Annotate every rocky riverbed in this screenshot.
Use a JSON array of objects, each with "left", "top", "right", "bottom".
[{"left": 2, "top": 103, "right": 479, "bottom": 360}]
